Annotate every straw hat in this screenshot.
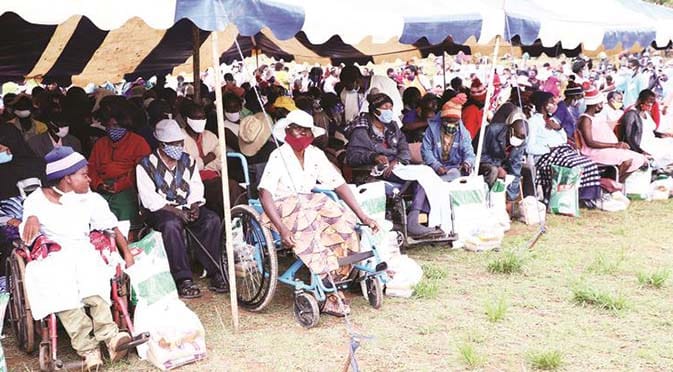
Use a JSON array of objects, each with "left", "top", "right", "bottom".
[{"left": 238, "top": 113, "right": 272, "bottom": 156}]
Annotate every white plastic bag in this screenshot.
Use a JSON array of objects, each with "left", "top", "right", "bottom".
[
  {"left": 519, "top": 196, "right": 547, "bottom": 225},
  {"left": 649, "top": 177, "right": 673, "bottom": 200},
  {"left": 624, "top": 168, "right": 652, "bottom": 200},
  {"left": 134, "top": 299, "right": 207, "bottom": 370},
  {"left": 462, "top": 224, "right": 505, "bottom": 252},
  {"left": 597, "top": 191, "right": 630, "bottom": 212},
  {"left": 487, "top": 176, "right": 513, "bottom": 232},
  {"left": 385, "top": 255, "right": 423, "bottom": 298}
]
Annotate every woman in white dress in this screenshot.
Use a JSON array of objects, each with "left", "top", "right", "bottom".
[
  {"left": 258, "top": 110, "right": 379, "bottom": 317},
  {"left": 21, "top": 146, "right": 134, "bottom": 370}
]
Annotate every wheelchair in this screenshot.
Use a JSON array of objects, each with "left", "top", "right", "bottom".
[
  {"left": 6, "top": 231, "right": 149, "bottom": 371},
  {"left": 223, "top": 153, "right": 388, "bottom": 328},
  {"left": 342, "top": 164, "right": 457, "bottom": 249}
]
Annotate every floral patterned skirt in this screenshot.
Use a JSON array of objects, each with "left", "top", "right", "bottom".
[{"left": 261, "top": 193, "right": 359, "bottom": 279}]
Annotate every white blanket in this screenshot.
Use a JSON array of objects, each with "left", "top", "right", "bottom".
[{"left": 392, "top": 164, "right": 453, "bottom": 235}]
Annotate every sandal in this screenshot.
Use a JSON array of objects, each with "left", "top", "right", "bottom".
[
  {"left": 178, "top": 279, "right": 202, "bottom": 299},
  {"left": 322, "top": 293, "right": 351, "bottom": 317}
]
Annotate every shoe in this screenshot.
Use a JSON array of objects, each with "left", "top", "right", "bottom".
[
  {"left": 322, "top": 293, "right": 351, "bottom": 317},
  {"left": 107, "top": 331, "right": 131, "bottom": 363},
  {"left": 178, "top": 279, "right": 202, "bottom": 299},
  {"left": 208, "top": 274, "right": 229, "bottom": 293},
  {"left": 81, "top": 348, "right": 103, "bottom": 370}
]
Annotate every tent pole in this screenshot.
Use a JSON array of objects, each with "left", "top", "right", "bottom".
[
  {"left": 211, "top": 31, "right": 240, "bottom": 331},
  {"left": 473, "top": 35, "right": 501, "bottom": 175},
  {"left": 192, "top": 24, "right": 201, "bottom": 104},
  {"left": 442, "top": 52, "right": 446, "bottom": 90}
]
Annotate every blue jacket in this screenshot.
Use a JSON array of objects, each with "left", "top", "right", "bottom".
[{"left": 421, "top": 116, "right": 475, "bottom": 171}]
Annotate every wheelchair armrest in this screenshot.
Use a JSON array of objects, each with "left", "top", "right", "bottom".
[
  {"left": 395, "top": 181, "right": 415, "bottom": 197},
  {"left": 312, "top": 188, "right": 339, "bottom": 202},
  {"left": 342, "top": 164, "right": 376, "bottom": 185}
]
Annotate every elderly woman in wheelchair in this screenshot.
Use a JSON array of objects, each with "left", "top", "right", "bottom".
[
  {"left": 19, "top": 147, "right": 135, "bottom": 370},
  {"left": 258, "top": 109, "right": 379, "bottom": 317}
]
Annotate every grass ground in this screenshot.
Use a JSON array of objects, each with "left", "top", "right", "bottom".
[{"left": 5, "top": 199, "right": 673, "bottom": 371}]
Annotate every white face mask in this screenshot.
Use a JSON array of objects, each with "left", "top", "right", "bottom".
[
  {"left": 52, "top": 185, "right": 89, "bottom": 205},
  {"left": 55, "top": 126, "right": 69, "bottom": 138},
  {"left": 225, "top": 112, "right": 240, "bottom": 123},
  {"left": 510, "top": 135, "right": 524, "bottom": 147},
  {"left": 15, "top": 109, "right": 31, "bottom": 118},
  {"left": 186, "top": 118, "right": 207, "bottom": 133}
]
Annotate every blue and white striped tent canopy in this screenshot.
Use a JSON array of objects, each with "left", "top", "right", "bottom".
[{"left": 1, "top": 0, "right": 672, "bottom": 85}]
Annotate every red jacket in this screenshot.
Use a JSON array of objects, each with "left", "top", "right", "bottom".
[
  {"left": 88, "top": 132, "right": 151, "bottom": 193},
  {"left": 462, "top": 104, "right": 483, "bottom": 139}
]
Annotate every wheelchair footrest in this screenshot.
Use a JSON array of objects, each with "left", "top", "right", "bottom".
[
  {"left": 116, "top": 332, "right": 150, "bottom": 351},
  {"left": 338, "top": 251, "right": 374, "bottom": 267}
]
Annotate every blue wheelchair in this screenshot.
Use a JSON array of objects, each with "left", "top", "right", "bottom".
[{"left": 224, "top": 153, "right": 388, "bottom": 328}]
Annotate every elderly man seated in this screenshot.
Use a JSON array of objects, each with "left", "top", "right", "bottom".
[
  {"left": 20, "top": 147, "right": 134, "bottom": 370},
  {"left": 136, "top": 119, "right": 227, "bottom": 299},
  {"left": 479, "top": 104, "right": 529, "bottom": 214},
  {"left": 421, "top": 93, "right": 475, "bottom": 182}
]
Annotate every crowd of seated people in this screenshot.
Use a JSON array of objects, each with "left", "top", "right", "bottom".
[{"left": 2, "top": 56, "right": 673, "bottom": 367}]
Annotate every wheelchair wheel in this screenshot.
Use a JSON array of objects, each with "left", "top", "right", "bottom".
[
  {"left": 6, "top": 251, "right": 36, "bottom": 353},
  {"left": 365, "top": 277, "right": 383, "bottom": 309},
  {"left": 221, "top": 204, "right": 277, "bottom": 312},
  {"left": 293, "top": 292, "right": 319, "bottom": 329}
]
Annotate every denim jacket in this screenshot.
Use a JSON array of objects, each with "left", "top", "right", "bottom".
[{"left": 421, "top": 116, "right": 475, "bottom": 171}]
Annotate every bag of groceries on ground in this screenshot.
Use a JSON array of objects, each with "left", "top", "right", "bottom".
[
  {"left": 126, "top": 230, "right": 207, "bottom": 370},
  {"left": 446, "top": 176, "right": 504, "bottom": 251},
  {"left": 549, "top": 165, "right": 581, "bottom": 217},
  {"left": 624, "top": 167, "right": 652, "bottom": 200}
]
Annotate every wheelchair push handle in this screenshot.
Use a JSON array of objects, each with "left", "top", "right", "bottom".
[{"left": 226, "top": 152, "right": 251, "bottom": 187}]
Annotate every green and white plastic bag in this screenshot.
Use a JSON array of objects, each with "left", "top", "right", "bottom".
[
  {"left": 550, "top": 165, "right": 581, "bottom": 217},
  {"left": 126, "top": 230, "right": 207, "bottom": 370},
  {"left": 349, "top": 181, "right": 398, "bottom": 258},
  {"left": 446, "top": 176, "right": 503, "bottom": 251},
  {"left": 624, "top": 167, "right": 652, "bottom": 200},
  {"left": 126, "top": 230, "right": 178, "bottom": 306},
  {"left": 487, "top": 175, "right": 514, "bottom": 232}
]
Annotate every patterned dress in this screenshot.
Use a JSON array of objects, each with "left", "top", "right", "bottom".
[{"left": 258, "top": 143, "right": 358, "bottom": 278}]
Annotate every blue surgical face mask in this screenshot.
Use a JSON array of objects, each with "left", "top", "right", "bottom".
[
  {"left": 106, "top": 127, "right": 128, "bottom": 142},
  {"left": 0, "top": 151, "right": 12, "bottom": 164},
  {"left": 577, "top": 98, "right": 587, "bottom": 114},
  {"left": 375, "top": 109, "right": 394, "bottom": 124},
  {"left": 161, "top": 144, "right": 184, "bottom": 160}
]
